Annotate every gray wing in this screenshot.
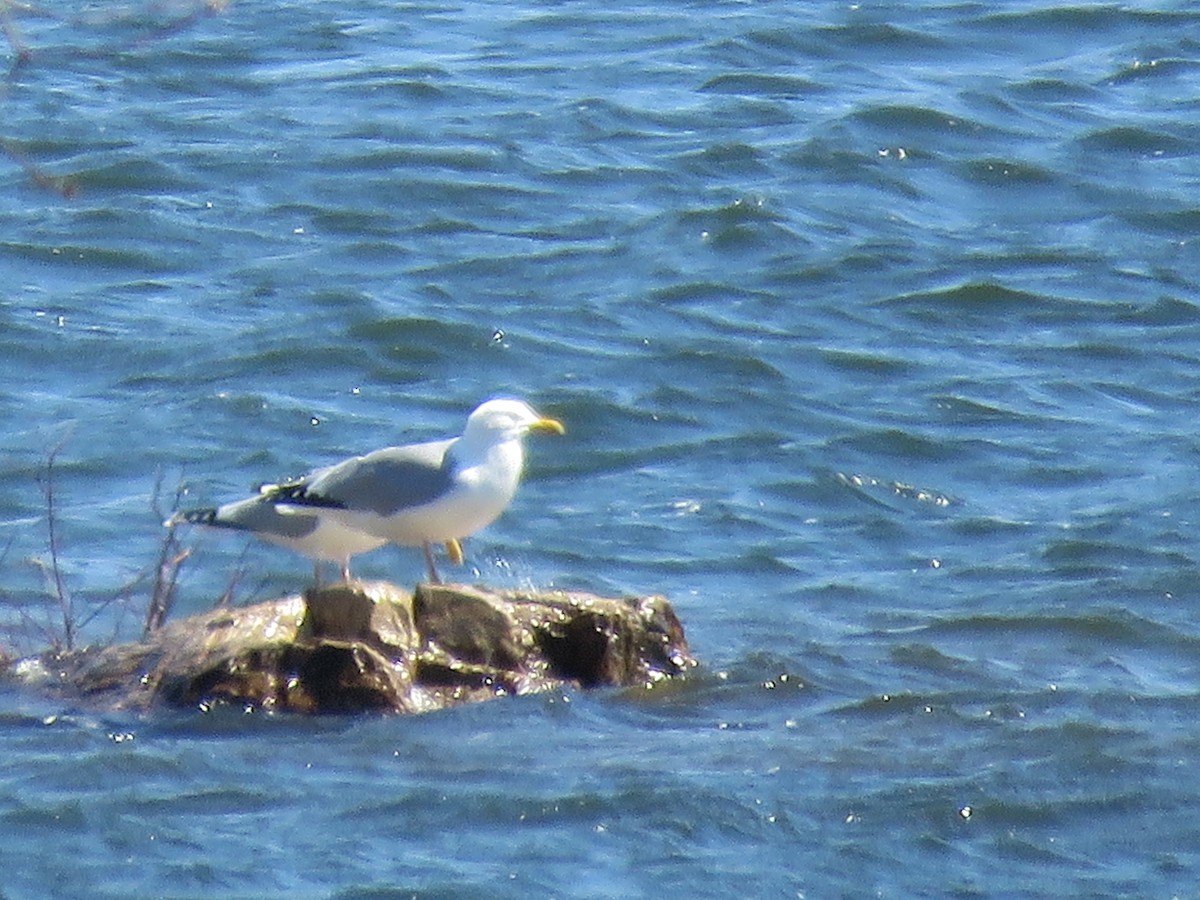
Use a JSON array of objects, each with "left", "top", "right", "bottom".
[{"left": 264, "top": 437, "right": 458, "bottom": 517}]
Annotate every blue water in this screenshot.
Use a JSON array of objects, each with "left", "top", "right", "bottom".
[{"left": 2, "top": 0, "right": 1199, "bottom": 895}]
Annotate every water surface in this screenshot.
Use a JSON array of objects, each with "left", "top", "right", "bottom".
[{"left": 2, "top": 0, "right": 1199, "bottom": 896}]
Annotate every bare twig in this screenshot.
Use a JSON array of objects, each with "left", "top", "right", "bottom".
[
  {"left": 143, "top": 535, "right": 190, "bottom": 636},
  {"left": 36, "top": 434, "right": 73, "bottom": 650},
  {"left": 0, "top": 137, "right": 78, "bottom": 197},
  {"left": 3, "top": 528, "right": 46, "bottom": 657},
  {"left": 212, "top": 540, "right": 254, "bottom": 608},
  {"left": 100, "top": 0, "right": 232, "bottom": 53},
  {"left": 0, "top": 0, "right": 38, "bottom": 62},
  {"left": 143, "top": 467, "right": 191, "bottom": 636},
  {"left": 0, "top": 531, "right": 12, "bottom": 657},
  {"left": 1, "top": 2, "right": 78, "bottom": 195},
  {"left": 14, "top": 601, "right": 56, "bottom": 655},
  {"left": 0, "top": 530, "right": 14, "bottom": 569},
  {"left": 24, "top": 556, "right": 68, "bottom": 651},
  {"left": 2, "top": 0, "right": 232, "bottom": 194}
]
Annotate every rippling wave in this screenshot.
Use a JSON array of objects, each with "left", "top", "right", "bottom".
[{"left": 1, "top": 0, "right": 1199, "bottom": 896}]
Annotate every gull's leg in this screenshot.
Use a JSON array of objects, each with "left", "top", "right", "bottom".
[
  {"left": 445, "top": 538, "right": 464, "bottom": 567},
  {"left": 312, "top": 561, "right": 323, "bottom": 587},
  {"left": 422, "top": 542, "right": 442, "bottom": 584},
  {"left": 340, "top": 560, "right": 351, "bottom": 582}
]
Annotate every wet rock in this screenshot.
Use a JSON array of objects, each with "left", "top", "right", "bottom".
[{"left": 6, "top": 581, "right": 696, "bottom": 715}]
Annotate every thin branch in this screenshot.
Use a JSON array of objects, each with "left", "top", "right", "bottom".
[
  {"left": 143, "top": 467, "right": 191, "bottom": 636},
  {"left": 213, "top": 540, "right": 252, "bottom": 608},
  {"left": 0, "top": 137, "right": 79, "bottom": 198},
  {"left": 14, "top": 601, "right": 56, "bottom": 656},
  {"left": 101, "top": 0, "right": 231, "bottom": 53},
  {"left": 23, "top": 557, "right": 67, "bottom": 651},
  {"left": 143, "top": 537, "right": 190, "bottom": 636},
  {"left": 1, "top": 1, "right": 52, "bottom": 60},
  {"left": 37, "top": 435, "right": 73, "bottom": 651},
  {"left": 2, "top": 0, "right": 232, "bottom": 194},
  {"left": 1, "top": 5, "right": 31, "bottom": 62},
  {"left": 0, "top": 531, "right": 12, "bottom": 658}
]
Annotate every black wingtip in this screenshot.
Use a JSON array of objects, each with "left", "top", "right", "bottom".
[{"left": 166, "top": 508, "right": 218, "bottom": 528}]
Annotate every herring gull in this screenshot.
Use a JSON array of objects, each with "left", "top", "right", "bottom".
[{"left": 170, "top": 398, "right": 565, "bottom": 583}]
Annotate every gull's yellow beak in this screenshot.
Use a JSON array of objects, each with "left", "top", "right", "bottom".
[{"left": 531, "top": 417, "right": 566, "bottom": 436}]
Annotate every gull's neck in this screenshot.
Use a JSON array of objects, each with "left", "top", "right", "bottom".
[{"left": 450, "top": 426, "right": 524, "bottom": 471}]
